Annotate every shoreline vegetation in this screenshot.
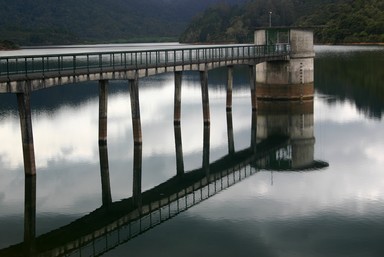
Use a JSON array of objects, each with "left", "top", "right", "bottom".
[
  {"left": 0, "top": 40, "right": 19, "bottom": 50},
  {"left": 179, "top": 0, "right": 384, "bottom": 44},
  {"left": 0, "top": 0, "right": 382, "bottom": 48}
]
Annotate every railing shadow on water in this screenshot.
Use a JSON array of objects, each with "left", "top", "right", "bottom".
[{"left": 1, "top": 136, "right": 289, "bottom": 257}]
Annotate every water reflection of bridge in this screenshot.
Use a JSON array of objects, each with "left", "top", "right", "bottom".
[{"left": 0, "top": 100, "right": 328, "bottom": 257}]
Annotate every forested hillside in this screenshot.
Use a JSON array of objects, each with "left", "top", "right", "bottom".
[
  {"left": 0, "top": 0, "right": 246, "bottom": 46},
  {"left": 1, "top": 0, "right": 382, "bottom": 46},
  {"left": 297, "top": 0, "right": 384, "bottom": 43},
  {"left": 180, "top": 0, "right": 384, "bottom": 44}
]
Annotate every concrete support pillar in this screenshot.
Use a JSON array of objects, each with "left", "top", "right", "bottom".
[
  {"left": 24, "top": 176, "right": 36, "bottom": 255},
  {"left": 174, "top": 125, "right": 184, "bottom": 176},
  {"left": 129, "top": 74, "right": 142, "bottom": 145},
  {"left": 200, "top": 70, "right": 210, "bottom": 126},
  {"left": 174, "top": 71, "right": 182, "bottom": 126},
  {"left": 99, "top": 143, "right": 112, "bottom": 206},
  {"left": 203, "top": 125, "right": 210, "bottom": 176},
  {"left": 226, "top": 110, "right": 235, "bottom": 154},
  {"left": 226, "top": 66, "right": 233, "bottom": 111},
  {"left": 251, "top": 110, "right": 257, "bottom": 153},
  {"left": 249, "top": 65, "right": 257, "bottom": 111},
  {"left": 17, "top": 86, "right": 36, "bottom": 176},
  {"left": 132, "top": 144, "right": 142, "bottom": 207},
  {"left": 98, "top": 80, "right": 108, "bottom": 145}
]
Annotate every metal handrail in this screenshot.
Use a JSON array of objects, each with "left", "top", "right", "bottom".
[{"left": 0, "top": 44, "right": 290, "bottom": 80}]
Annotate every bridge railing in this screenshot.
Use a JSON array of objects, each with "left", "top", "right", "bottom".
[{"left": 0, "top": 44, "right": 290, "bottom": 80}]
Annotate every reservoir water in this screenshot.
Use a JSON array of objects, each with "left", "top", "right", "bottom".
[{"left": 0, "top": 44, "right": 383, "bottom": 256}]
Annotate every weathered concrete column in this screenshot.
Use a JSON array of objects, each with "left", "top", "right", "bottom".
[
  {"left": 254, "top": 28, "right": 315, "bottom": 100},
  {"left": 17, "top": 84, "right": 36, "bottom": 176},
  {"left": 249, "top": 65, "right": 257, "bottom": 111},
  {"left": 200, "top": 69, "right": 210, "bottom": 126},
  {"left": 226, "top": 66, "right": 233, "bottom": 111},
  {"left": 203, "top": 125, "right": 210, "bottom": 176},
  {"left": 226, "top": 110, "right": 235, "bottom": 154},
  {"left": 251, "top": 110, "right": 257, "bottom": 153},
  {"left": 24, "top": 176, "right": 36, "bottom": 255},
  {"left": 132, "top": 144, "right": 142, "bottom": 207},
  {"left": 98, "top": 80, "right": 108, "bottom": 145},
  {"left": 99, "top": 143, "right": 112, "bottom": 206},
  {"left": 174, "top": 71, "right": 182, "bottom": 125},
  {"left": 174, "top": 125, "right": 184, "bottom": 176},
  {"left": 129, "top": 74, "right": 142, "bottom": 145}
]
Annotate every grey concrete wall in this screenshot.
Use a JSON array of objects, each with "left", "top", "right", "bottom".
[
  {"left": 254, "top": 30, "right": 266, "bottom": 45},
  {"left": 254, "top": 28, "right": 315, "bottom": 99}
]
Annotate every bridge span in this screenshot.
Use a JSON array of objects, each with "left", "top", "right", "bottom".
[
  {"left": 0, "top": 28, "right": 315, "bottom": 179},
  {"left": 0, "top": 44, "right": 290, "bottom": 93}
]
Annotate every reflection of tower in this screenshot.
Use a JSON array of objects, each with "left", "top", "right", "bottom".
[{"left": 256, "top": 100, "right": 324, "bottom": 170}]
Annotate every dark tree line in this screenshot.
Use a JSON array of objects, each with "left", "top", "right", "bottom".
[
  {"left": 180, "top": 0, "right": 384, "bottom": 44},
  {"left": 0, "top": 0, "right": 247, "bottom": 46}
]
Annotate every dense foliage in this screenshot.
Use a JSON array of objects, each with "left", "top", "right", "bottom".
[
  {"left": 297, "top": 0, "right": 384, "bottom": 43},
  {"left": 0, "top": 0, "right": 246, "bottom": 46},
  {"left": 180, "top": 0, "right": 384, "bottom": 44},
  {"left": 0, "top": 40, "right": 19, "bottom": 50}
]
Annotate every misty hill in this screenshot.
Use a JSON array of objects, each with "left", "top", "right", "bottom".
[
  {"left": 0, "top": 0, "right": 246, "bottom": 46},
  {"left": 180, "top": 0, "right": 384, "bottom": 44}
]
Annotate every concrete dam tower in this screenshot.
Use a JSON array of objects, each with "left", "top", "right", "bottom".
[{"left": 254, "top": 27, "right": 315, "bottom": 100}]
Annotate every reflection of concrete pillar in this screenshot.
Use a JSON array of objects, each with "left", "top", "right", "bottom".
[
  {"left": 129, "top": 74, "right": 142, "bottom": 145},
  {"left": 132, "top": 144, "right": 142, "bottom": 207},
  {"left": 249, "top": 65, "right": 257, "bottom": 111},
  {"left": 98, "top": 80, "right": 108, "bottom": 145},
  {"left": 174, "top": 72, "right": 182, "bottom": 125},
  {"left": 17, "top": 85, "right": 36, "bottom": 176},
  {"left": 226, "top": 111, "right": 235, "bottom": 154},
  {"left": 291, "top": 138, "right": 315, "bottom": 169},
  {"left": 203, "top": 125, "right": 210, "bottom": 176},
  {"left": 99, "top": 144, "right": 112, "bottom": 206},
  {"left": 226, "top": 66, "right": 233, "bottom": 111},
  {"left": 200, "top": 70, "right": 210, "bottom": 126},
  {"left": 24, "top": 176, "right": 36, "bottom": 255},
  {"left": 174, "top": 125, "right": 184, "bottom": 176}
]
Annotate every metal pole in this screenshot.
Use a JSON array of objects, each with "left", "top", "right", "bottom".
[{"left": 269, "top": 11, "right": 272, "bottom": 27}]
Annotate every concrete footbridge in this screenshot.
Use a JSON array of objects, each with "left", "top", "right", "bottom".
[
  {"left": 0, "top": 26, "right": 327, "bottom": 256},
  {"left": 0, "top": 27, "right": 316, "bottom": 178},
  {"left": 0, "top": 44, "right": 289, "bottom": 93}
]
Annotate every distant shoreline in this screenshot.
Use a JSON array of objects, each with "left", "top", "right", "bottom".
[{"left": 0, "top": 40, "right": 19, "bottom": 51}]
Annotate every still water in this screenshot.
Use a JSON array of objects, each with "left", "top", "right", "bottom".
[{"left": 0, "top": 44, "right": 384, "bottom": 256}]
